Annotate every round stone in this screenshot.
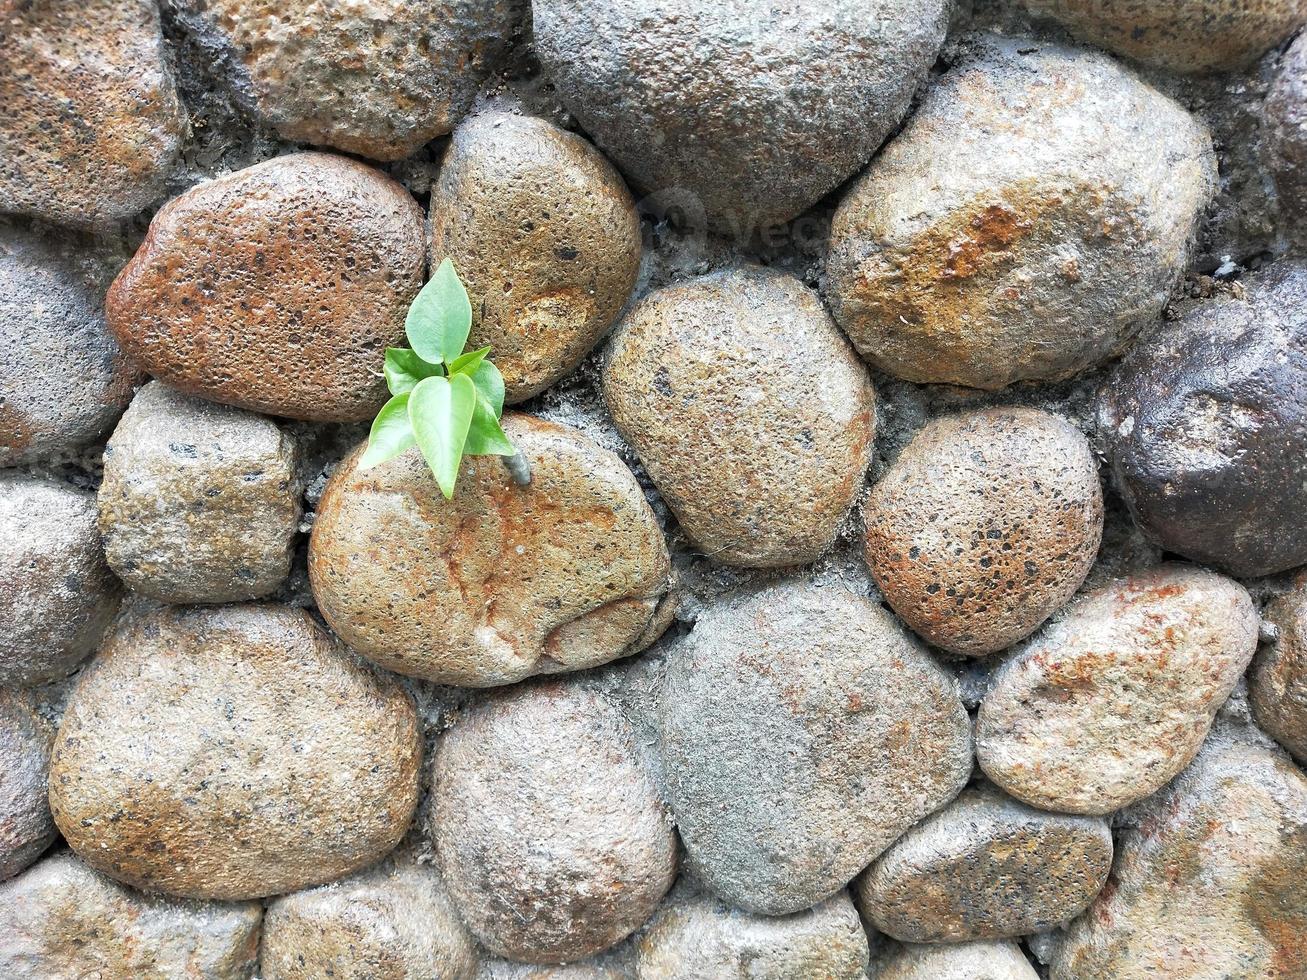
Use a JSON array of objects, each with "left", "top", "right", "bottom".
[
  {"left": 106, "top": 152, "right": 425, "bottom": 422},
  {"left": 1250, "top": 585, "right": 1307, "bottom": 765},
  {"left": 0, "top": 474, "right": 120, "bottom": 687},
  {"left": 430, "top": 112, "right": 641, "bottom": 402},
  {"left": 602, "top": 265, "right": 875, "bottom": 568},
  {"left": 1269, "top": 34, "right": 1307, "bottom": 229},
  {"left": 1099, "top": 260, "right": 1307, "bottom": 578},
  {"left": 477, "top": 960, "right": 625, "bottom": 980},
  {"left": 431, "top": 681, "right": 677, "bottom": 963},
  {"left": 977, "top": 565, "right": 1258, "bottom": 815},
  {"left": 659, "top": 584, "right": 972, "bottom": 915},
  {"left": 863, "top": 407, "right": 1103, "bottom": 657},
  {"left": 532, "top": 0, "right": 949, "bottom": 233},
  {"left": 857, "top": 784, "right": 1113, "bottom": 942},
  {"left": 309, "top": 413, "right": 674, "bottom": 687},
  {"left": 0, "top": 690, "right": 56, "bottom": 880},
  {"left": 825, "top": 37, "right": 1215, "bottom": 391},
  {"left": 49, "top": 604, "right": 422, "bottom": 900},
  {"left": 873, "top": 942, "right": 1039, "bottom": 980}
]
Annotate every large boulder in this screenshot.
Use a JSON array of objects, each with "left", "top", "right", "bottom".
[
  {"left": 1251, "top": 584, "right": 1307, "bottom": 765},
  {"left": 0, "top": 690, "right": 57, "bottom": 880}
]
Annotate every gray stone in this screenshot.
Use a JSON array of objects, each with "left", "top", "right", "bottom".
[
  {"left": 1269, "top": 33, "right": 1307, "bottom": 231},
  {"left": 1251, "top": 583, "right": 1307, "bottom": 765},
  {"left": 0, "top": 690, "right": 56, "bottom": 880},
  {"left": 871, "top": 942, "right": 1039, "bottom": 980},
  {"left": 477, "top": 959, "right": 627, "bottom": 980}
]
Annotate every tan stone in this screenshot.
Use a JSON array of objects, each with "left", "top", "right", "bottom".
[
  {"left": 1251, "top": 584, "right": 1307, "bottom": 764},
  {"left": 872, "top": 942, "right": 1039, "bottom": 980},
  {"left": 0, "top": 690, "right": 56, "bottom": 880}
]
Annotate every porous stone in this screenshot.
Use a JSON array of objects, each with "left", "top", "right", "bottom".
[
  {"left": 171, "top": 0, "right": 522, "bottom": 160},
  {"left": 98, "top": 382, "right": 301, "bottom": 604},
  {"left": 602, "top": 266, "right": 875, "bottom": 568},
  {"left": 106, "top": 152, "right": 424, "bottom": 422},
  {"left": 0, "top": 0, "right": 187, "bottom": 228},
  {"left": 977, "top": 565, "right": 1258, "bottom": 815},
  {"left": 857, "top": 784, "right": 1113, "bottom": 942},
  {"left": 431, "top": 681, "right": 677, "bottom": 963},
  {"left": 0, "top": 852, "right": 262, "bottom": 980},
  {"left": 863, "top": 407, "right": 1103, "bottom": 657},
  {"left": 1268, "top": 33, "right": 1307, "bottom": 229},
  {"left": 310, "top": 413, "right": 674, "bottom": 687},
  {"left": 0, "top": 229, "right": 141, "bottom": 466},
  {"left": 532, "top": 0, "right": 949, "bottom": 233},
  {"left": 1099, "top": 260, "right": 1307, "bottom": 578},
  {"left": 0, "top": 690, "right": 56, "bottom": 880},
  {"left": 825, "top": 38, "right": 1215, "bottom": 391},
  {"left": 659, "top": 584, "right": 972, "bottom": 915},
  {"left": 872, "top": 942, "right": 1039, "bottom": 980},
  {"left": 0, "top": 474, "right": 120, "bottom": 687},
  {"left": 1251, "top": 585, "right": 1307, "bottom": 764},
  {"left": 1048, "top": 731, "right": 1307, "bottom": 978},
  {"left": 49, "top": 604, "right": 421, "bottom": 900},
  {"left": 430, "top": 112, "right": 641, "bottom": 402}
]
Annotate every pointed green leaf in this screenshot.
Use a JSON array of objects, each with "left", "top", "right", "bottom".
[
  {"left": 359, "top": 393, "right": 416, "bottom": 468},
  {"left": 384, "top": 347, "right": 443, "bottom": 395},
  {"left": 406, "top": 257, "right": 473, "bottom": 365},
  {"left": 465, "top": 397, "right": 517, "bottom": 456},
  {"left": 409, "top": 374, "right": 476, "bottom": 499},
  {"left": 449, "top": 345, "right": 492, "bottom": 377},
  {"left": 470, "top": 359, "right": 506, "bottom": 417}
]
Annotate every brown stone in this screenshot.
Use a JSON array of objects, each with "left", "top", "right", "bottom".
[
  {"left": 0, "top": 690, "right": 56, "bottom": 880},
  {"left": 872, "top": 942, "right": 1039, "bottom": 980},
  {"left": 430, "top": 112, "right": 641, "bottom": 402},
  {"left": 106, "top": 152, "right": 425, "bottom": 422},
  {"left": 1251, "top": 584, "right": 1307, "bottom": 765}
]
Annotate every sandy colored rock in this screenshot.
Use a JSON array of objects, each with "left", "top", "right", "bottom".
[
  {"left": 825, "top": 37, "right": 1215, "bottom": 391},
  {"left": 1269, "top": 33, "right": 1307, "bottom": 230},
  {"left": 533, "top": 0, "right": 948, "bottom": 233},
  {"left": 310, "top": 413, "right": 674, "bottom": 687},
  {"left": 659, "top": 584, "right": 972, "bottom": 915},
  {"left": 0, "top": 690, "right": 56, "bottom": 880},
  {"left": 431, "top": 681, "right": 677, "bottom": 963},
  {"left": 106, "top": 152, "right": 424, "bottom": 422},
  {"left": 0, "top": 474, "right": 120, "bottom": 687},
  {"left": 978, "top": 564, "right": 1258, "bottom": 815},
  {"left": 171, "top": 0, "right": 522, "bottom": 160},
  {"left": 430, "top": 112, "right": 641, "bottom": 402},
  {"left": 0, "top": 0, "right": 186, "bottom": 228},
  {"left": 864, "top": 407, "right": 1103, "bottom": 657},
  {"left": 1048, "top": 730, "right": 1307, "bottom": 979},
  {"left": 1251, "top": 585, "right": 1307, "bottom": 764},
  {"left": 49, "top": 604, "right": 421, "bottom": 901},
  {"left": 602, "top": 266, "right": 875, "bottom": 568},
  {"left": 872, "top": 942, "right": 1039, "bottom": 980}
]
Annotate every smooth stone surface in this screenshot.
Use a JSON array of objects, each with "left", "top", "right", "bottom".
[
  {"left": 99, "top": 382, "right": 301, "bottom": 604},
  {"left": 0, "top": 690, "right": 56, "bottom": 880},
  {"left": 49, "top": 604, "right": 421, "bottom": 900},
  {"left": 533, "top": 0, "right": 949, "bottom": 233},
  {"left": 1100, "top": 259, "right": 1307, "bottom": 577},
  {"left": 171, "top": 0, "right": 522, "bottom": 160},
  {"left": 0, "top": 852, "right": 262, "bottom": 980},
  {"left": 430, "top": 112, "right": 641, "bottom": 402},
  {"left": 0, "top": 474, "right": 120, "bottom": 687},
  {"left": 310, "top": 414, "right": 674, "bottom": 687},
  {"left": 978, "top": 565, "right": 1258, "bottom": 815},
  {"left": 106, "top": 152, "right": 424, "bottom": 422},
  {"left": 659, "top": 584, "right": 972, "bottom": 915},
  {"left": 603, "top": 266, "right": 875, "bottom": 568},
  {"left": 863, "top": 407, "right": 1103, "bottom": 657},
  {"left": 431, "top": 681, "right": 677, "bottom": 963},
  {"left": 826, "top": 38, "right": 1215, "bottom": 391},
  {"left": 0, "top": 0, "right": 187, "bottom": 228},
  {"left": 858, "top": 785, "right": 1113, "bottom": 942},
  {"left": 872, "top": 942, "right": 1039, "bottom": 980},
  {"left": 1268, "top": 33, "right": 1307, "bottom": 229},
  {"left": 1251, "top": 584, "right": 1307, "bottom": 764}
]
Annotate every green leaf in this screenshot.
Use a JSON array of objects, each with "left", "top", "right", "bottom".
[
  {"left": 384, "top": 347, "right": 442, "bottom": 395},
  {"left": 470, "top": 360, "right": 506, "bottom": 417},
  {"left": 359, "top": 393, "right": 416, "bottom": 468},
  {"left": 448, "top": 345, "right": 492, "bottom": 377},
  {"left": 406, "top": 257, "right": 473, "bottom": 365},
  {"left": 465, "top": 398, "right": 517, "bottom": 456},
  {"left": 409, "top": 374, "right": 476, "bottom": 499}
]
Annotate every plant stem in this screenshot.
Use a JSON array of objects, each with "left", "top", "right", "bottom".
[{"left": 503, "top": 451, "right": 532, "bottom": 487}]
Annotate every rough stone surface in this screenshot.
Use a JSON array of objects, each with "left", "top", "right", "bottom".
[
  {"left": 477, "top": 960, "right": 626, "bottom": 980},
  {"left": 0, "top": 852, "right": 261, "bottom": 980},
  {"left": 261, "top": 849, "right": 478, "bottom": 980},
  {"left": 1100, "top": 259, "right": 1307, "bottom": 578},
  {"left": 872, "top": 942, "right": 1039, "bottom": 980},
  {"left": 49, "top": 604, "right": 421, "bottom": 901},
  {"left": 659, "top": 584, "right": 972, "bottom": 915},
  {"left": 106, "top": 152, "right": 425, "bottom": 422},
  {"left": 0, "top": 474, "right": 120, "bottom": 687},
  {"left": 430, "top": 112, "right": 641, "bottom": 402},
  {"left": 431, "top": 681, "right": 677, "bottom": 963},
  {"left": 0, "top": 229, "right": 141, "bottom": 466},
  {"left": 0, "top": 0, "right": 187, "bottom": 228},
  {"left": 1251, "top": 584, "right": 1307, "bottom": 764},
  {"left": 858, "top": 784, "right": 1113, "bottom": 942},
  {"left": 978, "top": 565, "right": 1258, "bottom": 815},
  {"left": 310, "top": 413, "right": 674, "bottom": 687},
  {"left": 1048, "top": 730, "right": 1307, "bottom": 979},
  {"left": 1270, "top": 35, "right": 1307, "bottom": 231},
  {"left": 825, "top": 37, "right": 1215, "bottom": 391},
  {"left": 171, "top": 0, "right": 522, "bottom": 160},
  {"left": 603, "top": 266, "right": 875, "bottom": 568},
  {"left": 533, "top": 0, "right": 949, "bottom": 233},
  {"left": 0, "top": 691, "right": 56, "bottom": 880},
  {"left": 863, "top": 407, "right": 1103, "bottom": 657}
]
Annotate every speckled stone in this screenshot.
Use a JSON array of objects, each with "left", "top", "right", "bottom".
[
  {"left": 872, "top": 942, "right": 1039, "bottom": 980},
  {"left": 826, "top": 37, "right": 1215, "bottom": 391},
  {"left": 1251, "top": 584, "right": 1307, "bottom": 765},
  {"left": 476, "top": 959, "right": 626, "bottom": 980},
  {"left": 430, "top": 112, "right": 641, "bottom": 402},
  {"left": 1268, "top": 33, "right": 1307, "bottom": 229},
  {"left": 49, "top": 604, "right": 421, "bottom": 901},
  {"left": 602, "top": 266, "right": 875, "bottom": 568},
  {"left": 977, "top": 565, "right": 1258, "bottom": 815},
  {"left": 863, "top": 408, "right": 1103, "bottom": 657},
  {"left": 0, "top": 690, "right": 56, "bottom": 880},
  {"left": 106, "top": 152, "right": 425, "bottom": 422}
]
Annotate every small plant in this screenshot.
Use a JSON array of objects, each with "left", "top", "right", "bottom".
[{"left": 361, "top": 258, "right": 527, "bottom": 498}]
